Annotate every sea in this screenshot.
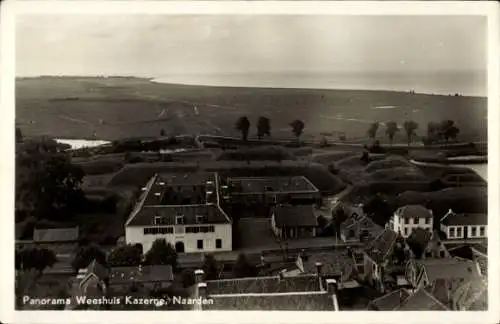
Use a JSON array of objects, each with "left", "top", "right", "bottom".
[{"left": 151, "top": 71, "right": 487, "bottom": 97}]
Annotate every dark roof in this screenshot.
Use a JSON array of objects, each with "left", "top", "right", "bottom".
[
  {"left": 158, "top": 172, "right": 216, "bottom": 186},
  {"left": 109, "top": 265, "right": 173, "bottom": 285},
  {"left": 397, "top": 288, "right": 449, "bottom": 310},
  {"left": 368, "top": 289, "right": 411, "bottom": 310},
  {"left": 396, "top": 205, "right": 432, "bottom": 219},
  {"left": 229, "top": 176, "right": 318, "bottom": 194},
  {"left": 303, "top": 251, "right": 352, "bottom": 277},
  {"left": 86, "top": 259, "right": 109, "bottom": 280},
  {"left": 203, "top": 292, "right": 335, "bottom": 310},
  {"left": 441, "top": 212, "right": 487, "bottom": 226},
  {"left": 205, "top": 274, "right": 322, "bottom": 295},
  {"left": 33, "top": 227, "right": 79, "bottom": 243},
  {"left": 272, "top": 205, "right": 318, "bottom": 227},
  {"left": 419, "top": 258, "right": 481, "bottom": 282},
  {"left": 341, "top": 216, "right": 384, "bottom": 242},
  {"left": 126, "top": 204, "right": 230, "bottom": 227},
  {"left": 365, "top": 229, "right": 399, "bottom": 264}
]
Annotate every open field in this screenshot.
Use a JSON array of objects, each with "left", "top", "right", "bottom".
[{"left": 16, "top": 76, "right": 487, "bottom": 142}]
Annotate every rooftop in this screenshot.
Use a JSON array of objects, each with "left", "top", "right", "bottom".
[
  {"left": 228, "top": 176, "right": 318, "bottom": 194},
  {"left": 272, "top": 205, "right": 318, "bottom": 227},
  {"left": 441, "top": 212, "right": 487, "bottom": 226},
  {"left": 419, "top": 258, "right": 481, "bottom": 282},
  {"left": 126, "top": 204, "right": 231, "bottom": 227},
  {"left": 33, "top": 227, "right": 79, "bottom": 243},
  {"left": 397, "top": 287, "right": 449, "bottom": 311},
  {"left": 109, "top": 265, "right": 173, "bottom": 285},
  {"left": 368, "top": 288, "right": 411, "bottom": 310},
  {"left": 302, "top": 252, "right": 353, "bottom": 278},
  {"left": 365, "top": 229, "right": 399, "bottom": 264},
  {"left": 395, "top": 205, "right": 432, "bottom": 219}
]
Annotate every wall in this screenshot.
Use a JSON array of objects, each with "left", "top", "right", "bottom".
[{"left": 125, "top": 224, "right": 232, "bottom": 253}]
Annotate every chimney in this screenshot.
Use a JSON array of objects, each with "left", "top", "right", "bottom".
[
  {"left": 325, "top": 278, "right": 338, "bottom": 294},
  {"left": 197, "top": 282, "right": 207, "bottom": 298},
  {"left": 194, "top": 269, "right": 205, "bottom": 284},
  {"left": 315, "top": 262, "right": 323, "bottom": 277}
]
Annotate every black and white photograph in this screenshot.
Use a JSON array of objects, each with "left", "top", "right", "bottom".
[{"left": 1, "top": 1, "right": 499, "bottom": 323}]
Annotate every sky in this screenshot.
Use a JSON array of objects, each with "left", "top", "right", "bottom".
[{"left": 16, "top": 15, "right": 487, "bottom": 77}]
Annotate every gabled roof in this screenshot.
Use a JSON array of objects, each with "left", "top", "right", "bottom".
[
  {"left": 272, "top": 205, "right": 318, "bottom": 227},
  {"left": 33, "top": 227, "right": 79, "bottom": 243},
  {"left": 441, "top": 212, "right": 487, "bottom": 226},
  {"left": 396, "top": 287, "right": 449, "bottom": 310},
  {"left": 368, "top": 288, "right": 411, "bottom": 310},
  {"left": 109, "top": 265, "right": 174, "bottom": 285},
  {"left": 126, "top": 204, "right": 231, "bottom": 227},
  {"left": 418, "top": 258, "right": 481, "bottom": 283},
  {"left": 395, "top": 205, "right": 432, "bottom": 219},
  {"left": 85, "top": 259, "right": 109, "bottom": 281},
  {"left": 205, "top": 274, "right": 322, "bottom": 295},
  {"left": 365, "top": 229, "right": 399, "bottom": 264}
]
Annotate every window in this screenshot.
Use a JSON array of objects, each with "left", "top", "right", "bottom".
[
  {"left": 414, "top": 217, "right": 419, "bottom": 224},
  {"left": 144, "top": 227, "right": 173, "bottom": 235},
  {"left": 425, "top": 217, "right": 431, "bottom": 225},
  {"left": 196, "top": 214, "right": 205, "bottom": 224},
  {"left": 216, "top": 239, "right": 222, "bottom": 249},
  {"left": 404, "top": 218, "right": 409, "bottom": 225},
  {"left": 449, "top": 228, "right": 455, "bottom": 238},
  {"left": 471, "top": 227, "right": 477, "bottom": 237},
  {"left": 457, "top": 227, "right": 462, "bottom": 238},
  {"left": 404, "top": 228, "right": 408, "bottom": 236},
  {"left": 480, "top": 226, "right": 485, "bottom": 237},
  {"left": 154, "top": 216, "right": 162, "bottom": 225},
  {"left": 193, "top": 227, "right": 200, "bottom": 234},
  {"left": 197, "top": 240, "right": 204, "bottom": 250},
  {"left": 176, "top": 215, "right": 184, "bottom": 225}
]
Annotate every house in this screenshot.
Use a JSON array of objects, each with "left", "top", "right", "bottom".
[
  {"left": 125, "top": 204, "right": 232, "bottom": 253},
  {"left": 340, "top": 213, "right": 384, "bottom": 243},
  {"left": 33, "top": 226, "right": 79, "bottom": 244},
  {"left": 109, "top": 265, "right": 174, "bottom": 291},
  {"left": 270, "top": 205, "right": 318, "bottom": 239},
  {"left": 225, "top": 176, "right": 321, "bottom": 206},
  {"left": 363, "top": 229, "right": 412, "bottom": 293},
  {"left": 191, "top": 268, "right": 340, "bottom": 311},
  {"left": 440, "top": 209, "right": 487, "bottom": 240},
  {"left": 66, "top": 259, "right": 109, "bottom": 310},
  {"left": 387, "top": 205, "right": 433, "bottom": 238},
  {"left": 404, "top": 257, "right": 483, "bottom": 309},
  {"left": 367, "top": 287, "right": 449, "bottom": 311}
]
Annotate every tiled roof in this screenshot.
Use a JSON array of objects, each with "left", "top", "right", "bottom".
[
  {"left": 272, "top": 205, "right": 318, "bottom": 227},
  {"left": 396, "top": 288, "right": 449, "bottom": 310},
  {"left": 396, "top": 205, "right": 432, "bottom": 219},
  {"left": 368, "top": 288, "right": 411, "bottom": 310},
  {"left": 303, "top": 251, "right": 352, "bottom": 277},
  {"left": 203, "top": 292, "right": 335, "bottom": 310},
  {"left": 205, "top": 274, "right": 322, "bottom": 295},
  {"left": 419, "top": 258, "right": 481, "bottom": 282},
  {"left": 365, "top": 229, "right": 399, "bottom": 264},
  {"left": 33, "top": 227, "right": 79, "bottom": 243},
  {"left": 441, "top": 213, "right": 487, "bottom": 226},
  {"left": 109, "top": 265, "right": 173, "bottom": 285},
  {"left": 126, "top": 204, "right": 230, "bottom": 227},
  {"left": 454, "top": 278, "right": 488, "bottom": 310},
  {"left": 229, "top": 176, "right": 318, "bottom": 194}
]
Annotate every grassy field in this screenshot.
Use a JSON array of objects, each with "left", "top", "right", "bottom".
[{"left": 16, "top": 76, "right": 487, "bottom": 143}]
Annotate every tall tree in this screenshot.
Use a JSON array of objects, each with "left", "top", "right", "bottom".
[
  {"left": 440, "top": 120, "right": 460, "bottom": 142},
  {"left": 403, "top": 120, "right": 419, "bottom": 145},
  {"left": 202, "top": 254, "right": 220, "bottom": 280},
  {"left": 362, "top": 195, "right": 394, "bottom": 227},
  {"left": 107, "top": 244, "right": 142, "bottom": 267},
  {"left": 256, "top": 116, "right": 271, "bottom": 140},
  {"left": 289, "top": 120, "right": 305, "bottom": 141},
  {"left": 427, "top": 121, "right": 440, "bottom": 143},
  {"left": 235, "top": 116, "right": 250, "bottom": 142},
  {"left": 385, "top": 121, "right": 399, "bottom": 145},
  {"left": 367, "top": 122, "right": 380, "bottom": 140},
  {"left": 144, "top": 239, "right": 177, "bottom": 269},
  {"left": 16, "top": 137, "right": 85, "bottom": 221},
  {"left": 16, "top": 247, "right": 57, "bottom": 273},
  {"left": 72, "top": 244, "right": 107, "bottom": 271}
]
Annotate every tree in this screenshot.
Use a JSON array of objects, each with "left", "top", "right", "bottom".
[
  {"left": 289, "top": 120, "right": 305, "bottom": 141},
  {"left": 403, "top": 120, "right": 419, "bottom": 145},
  {"left": 427, "top": 121, "right": 440, "bottom": 143},
  {"left": 331, "top": 206, "right": 347, "bottom": 239},
  {"left": 72, "top": 244, "right": 107, "bottom": 271},
  {"left": 144, "top": 239, "right": 177, "bottom": 268},
  {"left": 16, "top": 247, "right": 57, "bottom": 273},
  {"left": 202, "top": 254, "right": 220, "bottom": 280},
  {"left": 107, "top": 244, "right": 142, "bottom": 267},
  {"left": 233, "top": 253, "right": 256, "bottom": 278},
  {"left": 440, "top": 120, "right": 459, "bottom": 142},
  {"left": 256, "top": 116, "right": 271, "bottom": 140},
  {"left": 180, "top": 269, "right": 196, "bottom": 288},
  {"left": 235, "top": 116, "right": 250, "bottom": 142},
  {"left": 362, "top": 195, "right": 394, "bottom": 227},
  {"left": 385, "top": 121, "right": 399, "bottom": 145},
  {"left": 16, "top": 127, "right": 23, "bottom": 143},
  {"left": 406, "top": 228, "right": 431, "bottom": 259},
  {"left": 367, "top": 122, "right": 380, "bottom": 140},
  {"left": 16, "top": 137, "right": 85, "bottom": 221}
]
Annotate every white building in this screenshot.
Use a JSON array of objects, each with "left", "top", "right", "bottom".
[
  {"left": 387, "top": 205, "right": 433, "bottom": 238},
  {"left": 440, "top": 209, "right": 487, "bottom": 240},
  {"left": 125, "top": 173, "right": 232, "bottom": 253}
]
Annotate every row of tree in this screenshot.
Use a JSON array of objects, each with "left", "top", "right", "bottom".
[
  {"left": 367, "top": 119, "right": 460, "bottom": 145},
  {"left": 235, "top": 116, "right": 304, "bottom": 141}
]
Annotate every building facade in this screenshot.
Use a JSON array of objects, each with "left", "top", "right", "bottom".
[
  {"left": 387, "top": 205, "right": 433, "bottom": 238},
  {"left": 270, "top": 205, "right": 317, "bottom": 240},
  {"left": 440, "top": 209, "right": 487, "bottom": 240}
]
